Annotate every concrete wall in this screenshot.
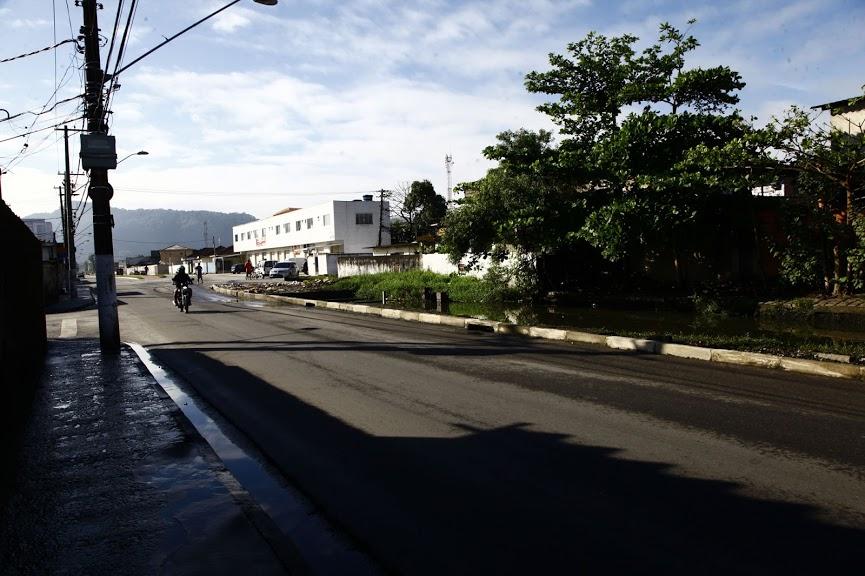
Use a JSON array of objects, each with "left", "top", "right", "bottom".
[
  {"left": 311, "top": 254, "right": 339, "bottom": 276},
  {"left": 1, "top": 202, "right": 47, "bottom": 496},
  {"left": 335, "top": 252, "right": 506, "bottom": 279},
  {"left": 420, "top": 253, "right": 491, "bottom": 278},
  {"left": 832, "top": 107, "right": 865, "bottom": 135},
  {"left": 337, "top": 255, "right": 420, "bottom": 277}
]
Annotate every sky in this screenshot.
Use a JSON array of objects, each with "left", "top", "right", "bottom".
[{"left": 1, "top": 0, "right": 863, "bottom": 229}]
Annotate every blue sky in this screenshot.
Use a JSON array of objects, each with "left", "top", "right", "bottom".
[{"left": 1, "top": 0, "right": 863, "bottom": 225}]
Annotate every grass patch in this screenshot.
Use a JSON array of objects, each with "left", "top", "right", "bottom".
[{"left": 322, "top": 270, "right": 518, "bottom": 305}]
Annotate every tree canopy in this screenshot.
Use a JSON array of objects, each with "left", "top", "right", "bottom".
[
  {"left": 388, "top": 180, "right": 448, "bottom": 244},
  {"left": 444, "top": 21, "right": 750, "bottom": 286}
]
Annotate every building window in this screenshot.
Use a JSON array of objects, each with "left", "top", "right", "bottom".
[
  {"left": 261, "top": 228, "right": 266, "bottom": 237},
  {"left": 234, "top": 234, "right": 238, "bottom": 241},
  {"left": 275, "top": 226, "right": 280, "bottom": 235},
  {"left": 356, "top": 213, "right": 373, "bottom": 225},
  {"left": 254, "top": 230, "right": 258, "bottom": 238},
  {"left": 323, "top": 214, "right": 330, "bottom": 226},
  {"left": 296, "top": 221, "right": 301, "bottom": 231},
  {"left": 283, "top": 223, "right": 290, "bottom": 233},
  {"left": 306, "top": 218, "right": 314, "bottom": 229},
  {"left": 247, "top": 232, "right": 251, "bottom": 240}
]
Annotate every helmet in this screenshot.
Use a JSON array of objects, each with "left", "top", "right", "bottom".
[{"left": 178, "top": 266, "right": 185, "bottom": 272}]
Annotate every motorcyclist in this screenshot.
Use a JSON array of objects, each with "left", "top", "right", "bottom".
[{"left": 172, "top": 266, "right": 193, "bottom": 307}]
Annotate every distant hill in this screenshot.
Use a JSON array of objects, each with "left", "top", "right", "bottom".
[{"left": 26, "top": 206, "right": 256, "bottom": 262}]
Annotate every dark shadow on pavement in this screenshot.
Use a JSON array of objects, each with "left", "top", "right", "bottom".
[
  {"left": 148, "top": 339, "right": 614, "bottom": 358},
  {"left": 152, "top": 348, "right": 865, "bottom": 576}
]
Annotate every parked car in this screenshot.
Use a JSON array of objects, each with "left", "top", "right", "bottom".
[
  {"left": 232, "top": 263, "right": 244, "bottom": 274},
  {"left": 269, "top": 261, "right": 298, "bottom": 279},
  {"left": 262, "top": 260, "right": 277, "bottom": 276}
]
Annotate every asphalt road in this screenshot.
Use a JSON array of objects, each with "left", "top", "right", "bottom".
[{"left": 107, "top": 275, "right": 865, "bottom": 575}]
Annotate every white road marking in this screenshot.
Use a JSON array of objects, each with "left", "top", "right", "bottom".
[{"left": 60, "top": 318, "right": 78, "bottom": 338}]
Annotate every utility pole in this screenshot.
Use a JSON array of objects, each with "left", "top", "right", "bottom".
[
  {"left": 63, "top": 126, "right": 76, "bottom": 297},
  {"left": 378, "top": 189, "right": 387, "bottom": 246},
  {"left": 57, "top": 186, "right": 69, "bottom": 292},
  {"left": 81, "top": 0, "right": 120, "bottom": 352}
]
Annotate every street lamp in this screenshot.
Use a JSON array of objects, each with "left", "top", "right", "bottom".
[{"left": 117, "top": 150, "right": 149, "bottom": 164}]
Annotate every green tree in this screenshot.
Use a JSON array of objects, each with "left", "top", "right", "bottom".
[
  {"left": 760, "top": 102, "right": 865, "bottom": 293},
  {"left": 443, "top": 129, "right": 579, "bottom": 262},
  {"left": 444, "top": 21, "right": 750, "bottom": 289},
  {"left": 390, "top": 180, "right": 447, "bottom": 244}
]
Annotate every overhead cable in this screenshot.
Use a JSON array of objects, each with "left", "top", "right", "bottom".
[
  {"left": 0, "top": 93, "right": 83, "bottom": 124},
  {"left": 0, "top": 115, "right": 86, "bottom": 144},
  {"left": 0, "top": 38, "right": 79, "bottom": 64}
]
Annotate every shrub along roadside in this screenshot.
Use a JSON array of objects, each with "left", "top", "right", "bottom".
[
  {"left": 320, "top": 270, "right": 520, "bottom": 306},
  {"left": 297, "top": 272, "right": 864, "bottom": 363}
]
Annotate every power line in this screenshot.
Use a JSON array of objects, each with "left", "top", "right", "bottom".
[
  {"left": 0, "top": 38, "right": 78, "bottom": 64},
  {"left": 103, "top": 0, "right": 125, "bottom": 76},
  {"left": 102, "top": 0, "right": 139, "bottom": 129},
  {"left": 0, "top": 93, "right": 83, "bottom": 125},
  {"left": 0, "top": 114, "right": 85, "bottom": 144}
]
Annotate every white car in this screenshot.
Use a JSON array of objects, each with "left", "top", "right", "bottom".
[{"left": 269, "top": 261, "right": 298, "bottom": 279}]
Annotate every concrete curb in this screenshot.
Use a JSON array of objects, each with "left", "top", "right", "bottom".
[{"left": 212, "top": 285, "right": 864, "bottom": 382}]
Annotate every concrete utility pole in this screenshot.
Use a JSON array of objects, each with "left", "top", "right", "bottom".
[
  {"left": 81, "top": 0, "right": 120, "bottom": 352},
  {"left": 57, "top": 186, "right": 69, "bottom": 292},
  {"left": 63, "top": 126, "right": 76, "bottom": 297},
  {"left": 378, "top": 189, "right": 387, "bottom": 246}
]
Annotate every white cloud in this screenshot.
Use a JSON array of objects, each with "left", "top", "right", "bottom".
[
  {"left": 212, "top": 11, "right": 252, "bottom": 33},
  {"left": 98, "top": 65, "right": 552, "bottom": 217},
  {"left": 9, "top": 18, "right": 50, "bottom": 29}
]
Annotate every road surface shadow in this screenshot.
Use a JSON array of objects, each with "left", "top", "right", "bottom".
[
  {"left": 147, "top": 338, "right": 615, "bottom": 358},
  {"left": 153, "top": 348, "right": 865, "bottom": 576}
]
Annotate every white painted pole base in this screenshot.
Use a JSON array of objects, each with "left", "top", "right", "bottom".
[{"left": 95, "top": 254, "right": 120, "bottom": 352}]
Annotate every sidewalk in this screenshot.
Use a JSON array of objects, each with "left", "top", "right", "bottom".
[
  {"left": 45, "top": 279, "right": 95, "bottom": 314},
  {"left": 0, "top": 339, "right": 292, "bottom": 575}
]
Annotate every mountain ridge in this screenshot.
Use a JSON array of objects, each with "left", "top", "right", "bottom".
[{"left": 25, "top": 205, "right": 256, "bottom": 261}]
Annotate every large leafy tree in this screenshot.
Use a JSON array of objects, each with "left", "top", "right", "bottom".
[
  {"left": 444, "top": 21, "right": 751, "bottom": 289},
  {"left": 443, "top": 129, "right": 580, "bottom": 261},
  {"left": 744, "top": 102, "right": 863, "bottom": 293},
  {"left": 682, "top": 92, "right": 865, "bottom": 294},
  {"left": 390, "top": 180, "right": 447, "bottom": 244}
]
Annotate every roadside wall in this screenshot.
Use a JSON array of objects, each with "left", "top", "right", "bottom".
[
  {"left": 337, "top": 254, "right": 420, "bottom": 277},
  {"left": 0, "top": 202, "right": 47, "bottom": 496},
  {"left": 336, "top": 252, "right": 506, "bottom": 279},
  {"left": 420, "top": 253, "right": 490, "bottom": 278}
]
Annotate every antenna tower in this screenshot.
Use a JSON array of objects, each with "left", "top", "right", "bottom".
[{"left": 445, "top": 154, "right": 453, "bottom": 202}]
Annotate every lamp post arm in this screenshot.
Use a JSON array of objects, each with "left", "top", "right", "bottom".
[{"left": 109, "top": 0, "right": 241, "bottom": 79}]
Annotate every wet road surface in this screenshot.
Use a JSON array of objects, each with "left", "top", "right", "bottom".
[{"left": 109, "top": 276, "right": 865, "bottom": 574}]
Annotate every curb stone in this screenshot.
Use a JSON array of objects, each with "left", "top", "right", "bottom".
[{"left": 212, "top": 285, "right": 863, "bottom": 382}]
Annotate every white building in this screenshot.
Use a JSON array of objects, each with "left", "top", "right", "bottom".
[
  {"left": 233, "top": 197, "right": 391, "bottom": 265},
  {"left": 23, "top": 219, "right": 55, "bottom": 242}
]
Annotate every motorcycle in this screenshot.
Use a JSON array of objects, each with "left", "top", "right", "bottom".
[{"left": 174, "top": 282, "right": 192, "bottom": 313}]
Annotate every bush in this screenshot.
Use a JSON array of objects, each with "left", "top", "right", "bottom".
[{"left": 326, "top": 270, "right": 520, "bottom": 304}]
